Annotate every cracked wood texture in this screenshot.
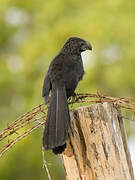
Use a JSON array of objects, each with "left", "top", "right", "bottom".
[{"left": 62, "top": 102, "right": 134, "bottom": 180}]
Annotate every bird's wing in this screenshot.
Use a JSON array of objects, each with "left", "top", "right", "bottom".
[{"left": 42, "top": 69, "right": 52, "bottom": 103}]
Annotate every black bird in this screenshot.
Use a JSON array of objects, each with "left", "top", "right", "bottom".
[{"left": 42, "top": 37, "right": 92, "bottom": 154}]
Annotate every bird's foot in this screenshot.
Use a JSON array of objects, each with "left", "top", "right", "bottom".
[{"left": 71, "top": 92, "right": 83, "bottom": 103}]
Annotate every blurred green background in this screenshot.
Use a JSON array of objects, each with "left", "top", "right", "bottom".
[{"left": 0, "top": 0, "right": 135, "bottom": 179}]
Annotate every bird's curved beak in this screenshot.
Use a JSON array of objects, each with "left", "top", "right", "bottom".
[{"left": 86, "top": 41, "right": 92, "bottom": 51}]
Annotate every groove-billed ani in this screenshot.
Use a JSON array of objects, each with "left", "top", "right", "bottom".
[{"left": 42, "top": 37, "right": 92, "bottom": 154}]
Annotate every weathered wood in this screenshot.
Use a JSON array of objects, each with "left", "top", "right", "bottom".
[{"left": 62, "top": 102, "right": 134, "bottom": 180}]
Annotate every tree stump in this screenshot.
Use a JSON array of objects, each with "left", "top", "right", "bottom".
[{"left": 62, "top": 102, "right": 134, "bottom": 180}]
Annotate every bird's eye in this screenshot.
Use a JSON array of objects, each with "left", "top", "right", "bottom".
[{"left": 80, "top": 42, "right": 84, "bottom": 46}]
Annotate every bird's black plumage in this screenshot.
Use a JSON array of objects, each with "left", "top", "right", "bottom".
[{"left": 42, "top": 37, "right": 92, "bottom": 154}]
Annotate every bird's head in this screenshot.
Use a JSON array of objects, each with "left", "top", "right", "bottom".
[{"left": 62, "top": 37, "right": 92, "bottom": 55}]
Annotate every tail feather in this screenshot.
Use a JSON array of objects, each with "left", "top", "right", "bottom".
[
  {"left": 43, "top": 85, "right": 70, "bottom": 153},
  {"left": 53, "top": 143, "right": 66, "bottom": 154}
]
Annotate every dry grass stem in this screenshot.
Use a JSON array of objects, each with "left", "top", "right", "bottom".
[{"left": 42, "top": 146, "right": 52, "bottom": 180}]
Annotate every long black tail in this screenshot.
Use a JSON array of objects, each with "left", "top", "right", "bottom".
[{"left": 43, "top": 85, "right": 70, "bottom": 154}]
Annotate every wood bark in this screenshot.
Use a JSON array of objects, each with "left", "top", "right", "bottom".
[{"left": 62, "top": 102, "right": 134, "bottom": 180}]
